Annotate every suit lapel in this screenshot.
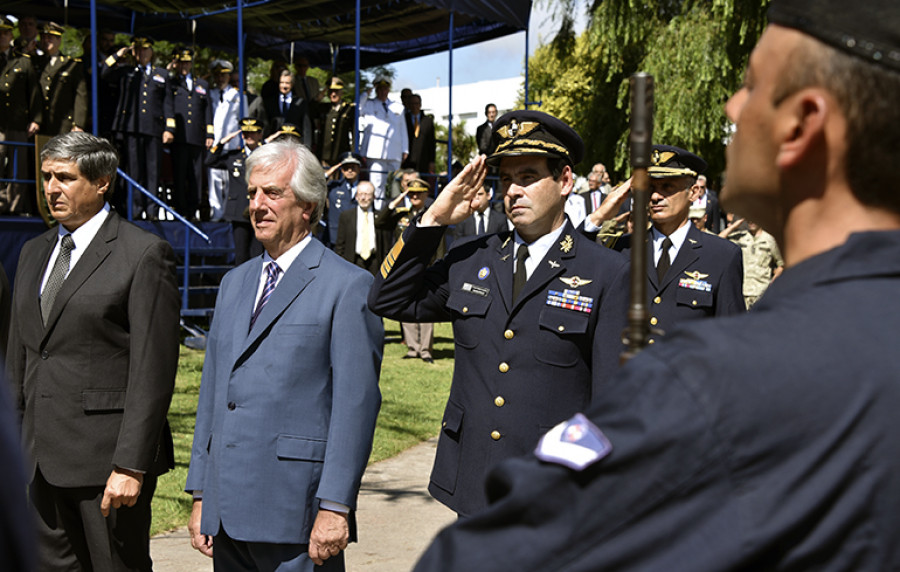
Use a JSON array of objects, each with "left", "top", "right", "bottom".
[
  {"left": 239, "top": 240, "right": 323, "bottom": 358},
  {"left": 21, "top": 230, "right": 57, "bottom": 339},
  {"left": 43, "top": 213, "right": 115, "bottom": 337},
  {"left": 230, "top": 258, "right": 262, "bottom": 364}
]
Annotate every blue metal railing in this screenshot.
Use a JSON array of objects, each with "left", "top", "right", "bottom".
[
  {"left": 115, "top": 168, "right": 211, "bottom": 312},
  {"left": 0, "top": 140, "right": 34, "bottom": 184}
]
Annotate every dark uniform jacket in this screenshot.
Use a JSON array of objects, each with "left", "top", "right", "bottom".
[
  {"left": 38, "top": 54, "right": 88, "bottom": 135},
  {"left": 319, "top": 101, "right": 355, "bottom": 166},
  {"left": 0, "top": 50, "right": 42, "bottom": 131},
  {"left": 325, "top": 177, "right": 358, "bottom": 246},
  {"left": 206, "top": 144, "right": 251, "bottom": 222},
  {"left": 630, "top": 224, "right": 744, "bottom": 342},
  {"left": 369, "top": 220, "right": 629, "bottom": 516},
  {"left": 167, "top": 74, "right": 213, "bottom": 146},
  {"left": 103, "top": 60, "right": 173, "bottom": 137},
  {"left": 414, "top": 230, "right": 900, "bottom": 571}
]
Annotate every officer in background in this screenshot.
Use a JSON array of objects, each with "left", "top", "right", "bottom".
[
  {"left": 0, "top": 16, "right": 42, "bottom": 216},
  {"left": 103, "top": 35, "right": 173, "bottom": 219},
  {"left": 206, "top": 117, "right": 263, "bottom": 265},
  {"left": 324, "top": 152, "right": 363, "bottom": 247},
  {"left": 369, "top": 110, "right": 630, "bottom": 516},
  {"left": 38, "top": 22, "right": 87, "bottom": 136},
  {"left": 167, "top": 48, "right": 213, "bottom": 220},
  {"left": 413, "top": 1, "right": 900, "bottom": 569},
  {"left": 318, "top": 77, "right": 355, "bottom": 168},
  {"left": 208, "top": 59, "right": 245, "bottom": 222}
]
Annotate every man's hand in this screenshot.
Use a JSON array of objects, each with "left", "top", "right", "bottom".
[
  {"left": 205, "top": 137, "right": 214, "bottom": 149},
  {"left": 162, "top": 131, "right": 174, "bottom": 144},
  {"left": 308, "top": 509, "right": 349, "bottom": 566},
  {"left": 27, "top": 122, "right": 40, "bottom": 137},
  {"left": 188, "top": 499, "right": 214, "bottom": 558},
  {"left": 100, "top": 468, "right": 143, "bottom": 517},
  {"left": 586, "top": 178, "right": 632, "bottom": 228},
  {"left": 420, "top": 155, "right": 488, "bottom": 227}
]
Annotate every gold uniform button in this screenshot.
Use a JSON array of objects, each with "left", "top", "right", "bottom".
[
  {"left": 692, "top": 300, "right": 698, "bottom": 306},
  {"left": 504, "top": 329, "right": 514, "bottom": 339},
  {"left": 494, "top": 396, "right": 505, "bottom": 407},
  {"left": 462, "top": 306, "right": 468, "bottom": 314},
  {"left": 557, "top": 325, "right": 565, "bottom": 332},
  {"left": 650, "top": 317, "right": 658, "bottom": 326},
  {"left": 491, "top": 431, "right": 501, "bottom": 441},
  {"left": 442, "top": 421, "right": 447, "bottom": 428},
  {"left": 498, "top": 362, "right": 509, "bottom": 373},
  {"left": 653, "top": 296, "right": 662, "bottom": 304},
  {"left": 648, "top": 339, "right": 656, "bottom": 345}
]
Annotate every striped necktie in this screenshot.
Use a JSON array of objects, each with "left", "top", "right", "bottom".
[
  {"left": 41, "top": 233, "right": 74, "bottom": 325},
  {"left": 250, "top": 262, "right": 281, "bottom": 330}
]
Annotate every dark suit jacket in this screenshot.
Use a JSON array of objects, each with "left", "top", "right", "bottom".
[
  {"left": 6, "top": 211, "right": 180, "bottom": 487},
  {"left": 449, "top": 208, "right": 508, "bottom": 245},
  {"left": 369, "top": 220, "right": 629, "bottom": 515},
  {"left": 703, "top": 189, "right": 723, "bottom": 233},
  {"left": 185, "top": 239, "right": 382, "bottom": 543},
  {"left": 403, "top": 112, "right": 436, "bottom": 173},
  {"left": 335, "top": 207, "right": 394, "bottom": 275},
  {"left": 476, "top": 120, "right": 493, "bottom": 156},
  {"left": 261, "top": 92, "right": 309, "bottom": 138}
]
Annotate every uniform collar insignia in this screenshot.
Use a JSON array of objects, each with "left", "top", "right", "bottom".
[
  {"left": 688, "top": 238, "right": 698, "bottom": 244},
  {"left": 684, "top": 270, "right": 709, "bottom": 280},
  {"left": 560, "top": 275, "right": 592, "bottom": 288},
  {"left": 501, "top": 235, "right": 512, "bottom": 249},
  {"left": 559, "top": 234, "right": 574, "bottom": 253},
  {"left": 548, "top": 259, "right": 560, "bottom": 268}
]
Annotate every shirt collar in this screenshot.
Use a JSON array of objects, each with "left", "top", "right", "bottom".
[{"left": 262, "top": 234, "right": 311, "bottom": 273}]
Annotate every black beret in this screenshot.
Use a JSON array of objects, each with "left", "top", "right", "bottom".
[
  {"left": 487, "top": 110, "right": 584, "bottom": 167},
  {"left": 648, "top": 145, "right": 707, "bottom": 179},
  {"left": 768, "top": 0, "right": 900, "bottom": 72}
]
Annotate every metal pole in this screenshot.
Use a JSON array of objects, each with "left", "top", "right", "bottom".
[
  {"left": 447, "top": 12, "right": 454, "bottom": 180},
  {"left": 237, "top": 0, "right": 245, "bottom": 118},
  {"left": 354, "top": 0, "right": 361, "bottom": 155},
  {"left": 90, "top": 0, "right": 99, "bottom": 135}
]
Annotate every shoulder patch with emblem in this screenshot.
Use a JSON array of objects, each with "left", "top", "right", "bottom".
[{"left": 535, "top": 413, "right": 612, "bottom": 471}]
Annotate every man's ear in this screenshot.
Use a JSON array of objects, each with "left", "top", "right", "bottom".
[
  {"left": 96, "top": 175, "right": 111, "bottom": 197},
  {"left": 776, "top": 88, "right": 828, "bottom": 170},
  {"left": 560, "top": 164, "right": 574, "bottom": 197}
]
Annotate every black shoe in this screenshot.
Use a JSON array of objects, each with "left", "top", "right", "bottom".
[
  {"left": 402, "top": 355, "right": 416, "bottom": 360},
  {"left": 422, "top": 357, "right": 434, "bottom": 363}
]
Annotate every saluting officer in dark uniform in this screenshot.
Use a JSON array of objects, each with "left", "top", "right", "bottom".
[
  {"left": 167, "top": 47, "right": 213, "bottom": 220},
  {"left": 103, "top": 36, "right": 173, "bottom": 218},
  {"left": 205, "top": 117, "right": 264, "bottom": 265},
  {"left": 318, "top": 77, "right": 355, "bottom": 167},
  {"left": 37, "top": 22, "right": 88, "bottom": 136},
  {"left": 413, "top": 1, "right": 900, "bottom": 569},
  {"left": 0, "top": 16, "right": 42, "bottom": 216},
  {"left": 368, "top": 110, "right": 630, "bottom": 517}
]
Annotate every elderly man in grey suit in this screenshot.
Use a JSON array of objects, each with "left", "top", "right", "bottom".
[
  {"left": 186, "top": 139, "right": 383, "bottom": 571},
  {"left": 7, "top": 131, "right": 180, "bottom": 570}
]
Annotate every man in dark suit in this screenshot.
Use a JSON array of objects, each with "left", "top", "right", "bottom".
[
  {"left": 261, "top": 69, "right": 312, "bottom": 145},
  {"left": 166, "top": 48, "right": 214, "bottom": 220},
  {"left": 450, "top": 184, "right": 507, "bottom": 244},
  {"left": 37, "top": 22, "right": 88, "bottom": 136},
  {"left": 692, "top": 174, "right": 723, "bottom": 232},
  {"left": 640, "top": 145, "right": 743, "bottom": 342},
  {"left": 7, "top": 132, "right": 180, "bottom": 571},
  {"left": 103, "top": 36, "right": 173, "bottom": 218},
  {"left": 335, "top": 181, "right": 393, "bottom": 275},
  {"left": 475, "top": 103, "right": 497, "bottom": 156},
  {"left": 369, "top": 110, "right": 629, "bottom": 516},
  {"left": 413, "top": 2, "right": 900, "bottom": 569},
  {"left": 0, "top": 16, "right": 42, "bottom": 216},
  {"left": 186, "top": 139, "right": 382, "bottom": 571},
  {"left": 402, "top": 93, "right": 436, "bottom": 175}
]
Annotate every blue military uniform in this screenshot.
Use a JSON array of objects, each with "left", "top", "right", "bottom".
[
  {"left": 414, "top": 230, "right": 900, "bottom": 571},
  {"left": 369, "top": 220, "right": 629, "bottom": 516},
  {"left": 102, "top": 37, "right": 173, "bottom": 217},
  {"left": 326, "top": 178, "right": 357, "bottom": 246}
]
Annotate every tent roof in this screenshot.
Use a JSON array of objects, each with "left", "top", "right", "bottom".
[{"left": 5, "top": 0, "right": 531, "bottom": 68}]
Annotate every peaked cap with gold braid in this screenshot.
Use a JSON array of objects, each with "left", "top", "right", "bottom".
[
  {"left": 486, "top": 110, "right": 584, "bottom": 167},
  {"left": 647, "top": 144, "right": 707, "bottom": 179}
]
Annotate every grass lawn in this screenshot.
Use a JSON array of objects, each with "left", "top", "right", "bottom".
[{"left": 150, "top": 320, "right": 453, "bottom": 536}]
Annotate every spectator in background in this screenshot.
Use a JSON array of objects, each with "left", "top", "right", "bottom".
[
  {"left": 359, "top": 76, "right": 408, "bottom": 206},
  {"left": 325, "top": 152, "right": 363, "bottom": 247},
  {"left": 692, "top": 174, "right": 722, "bottom": 233},
  {"left": 449, "top": 184, "right": 507, "bottom": 244},
  {"left": 335, "top": 181, "right": 393, "bottom": 275},
  {"left": 319, "top": 77, "right": 355, "bottom": 168},
  {"left": 720, "top": 216, "right": 784, "bottom": 309},
  {"left": 403, "top": 93, "right": 436, "bottom": 176},
  {"left": 37, "top": 23, "right": 87, "bottom": 137},
  {"left": 261, "top": 69, "right": 312, "bottom": 145},
  {"left": 476, "top": 103, "right": 497, "bottom": 156},
  {"left": 209, "top": 59, "right": 246, "bottom": 222},
  {"left": 14, "top": 14, "right": 40, "bottom": 57}
]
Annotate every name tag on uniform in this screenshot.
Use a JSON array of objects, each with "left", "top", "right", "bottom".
[
  {"left": 546, "top": 289, "right": 593, "bottom": 313},
  {"left": 462, "top": 283, "right": 490, "bottom": 297}
]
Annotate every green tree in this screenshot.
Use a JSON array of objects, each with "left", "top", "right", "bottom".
[
  {"left": 525, "top": 0, "right": 770, "bottom": 183},
  {"left": 435, "top": 120, "right": 476, "bottom": 173}
]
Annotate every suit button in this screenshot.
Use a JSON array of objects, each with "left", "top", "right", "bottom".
[
  {"left": 41, "top": 350, "right": 49, "bottom": 360},
  {"left": 653, "top": 296, "right": 662, "bottom": 304},
  {"left": 650, "top": 317, "right": 658, "bottom": 326},
  {"left": 491, "top": 430, "right": 501, "bottom": 440},
  {"left": 462, "top": 306, "right": 468, "bottom": 314},
  {"left": 498, "top": 362, "right": 509, "bottom": 373},
  {"left": 494, "top": 396, "right": 505, "bottom": 407},
  {"left": 504, "top": 329, "right": 514, "bottom": 339},
  {"left": 227, "top": 401, "right": 236, "bottom": 410}
]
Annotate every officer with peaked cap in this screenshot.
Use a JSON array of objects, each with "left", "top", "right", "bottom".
[
  {"left": 319, "top": 76, "right": 356, "bottom": 167},
  {"left": 0, "top": 15, "right": 42, "bottom": 216},
  {"left": 324, "top": 151, "right": 364, "bottom": 247},
  {"left": 102, "top": 35, "right": 173, "bottom": 218},
  {"left": 369, "top": 109, "right": 629, "bottom": 516},
  {"left": 640, "top": 144, "right": 744, "bottom": 342},
  {"left": 38, "top": 22, "right": 88, "bottom": 136},
  {"left": 413, "top": 0, "right": 900, "bottom": 569},
  {"left": 209, "top": 58, "right": 246, "bottom": 221}
]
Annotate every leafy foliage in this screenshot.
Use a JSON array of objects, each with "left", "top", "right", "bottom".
[{"left": 524, "top": 0, "right": 770, "bottom": 183}]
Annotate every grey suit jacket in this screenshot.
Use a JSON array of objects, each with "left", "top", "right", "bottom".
[
  {"left": 7, "top": 211, "right": 180, "bottom": 487},
  {"left": 185, "top": 238, "right": 383, "bottom": 544}
]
